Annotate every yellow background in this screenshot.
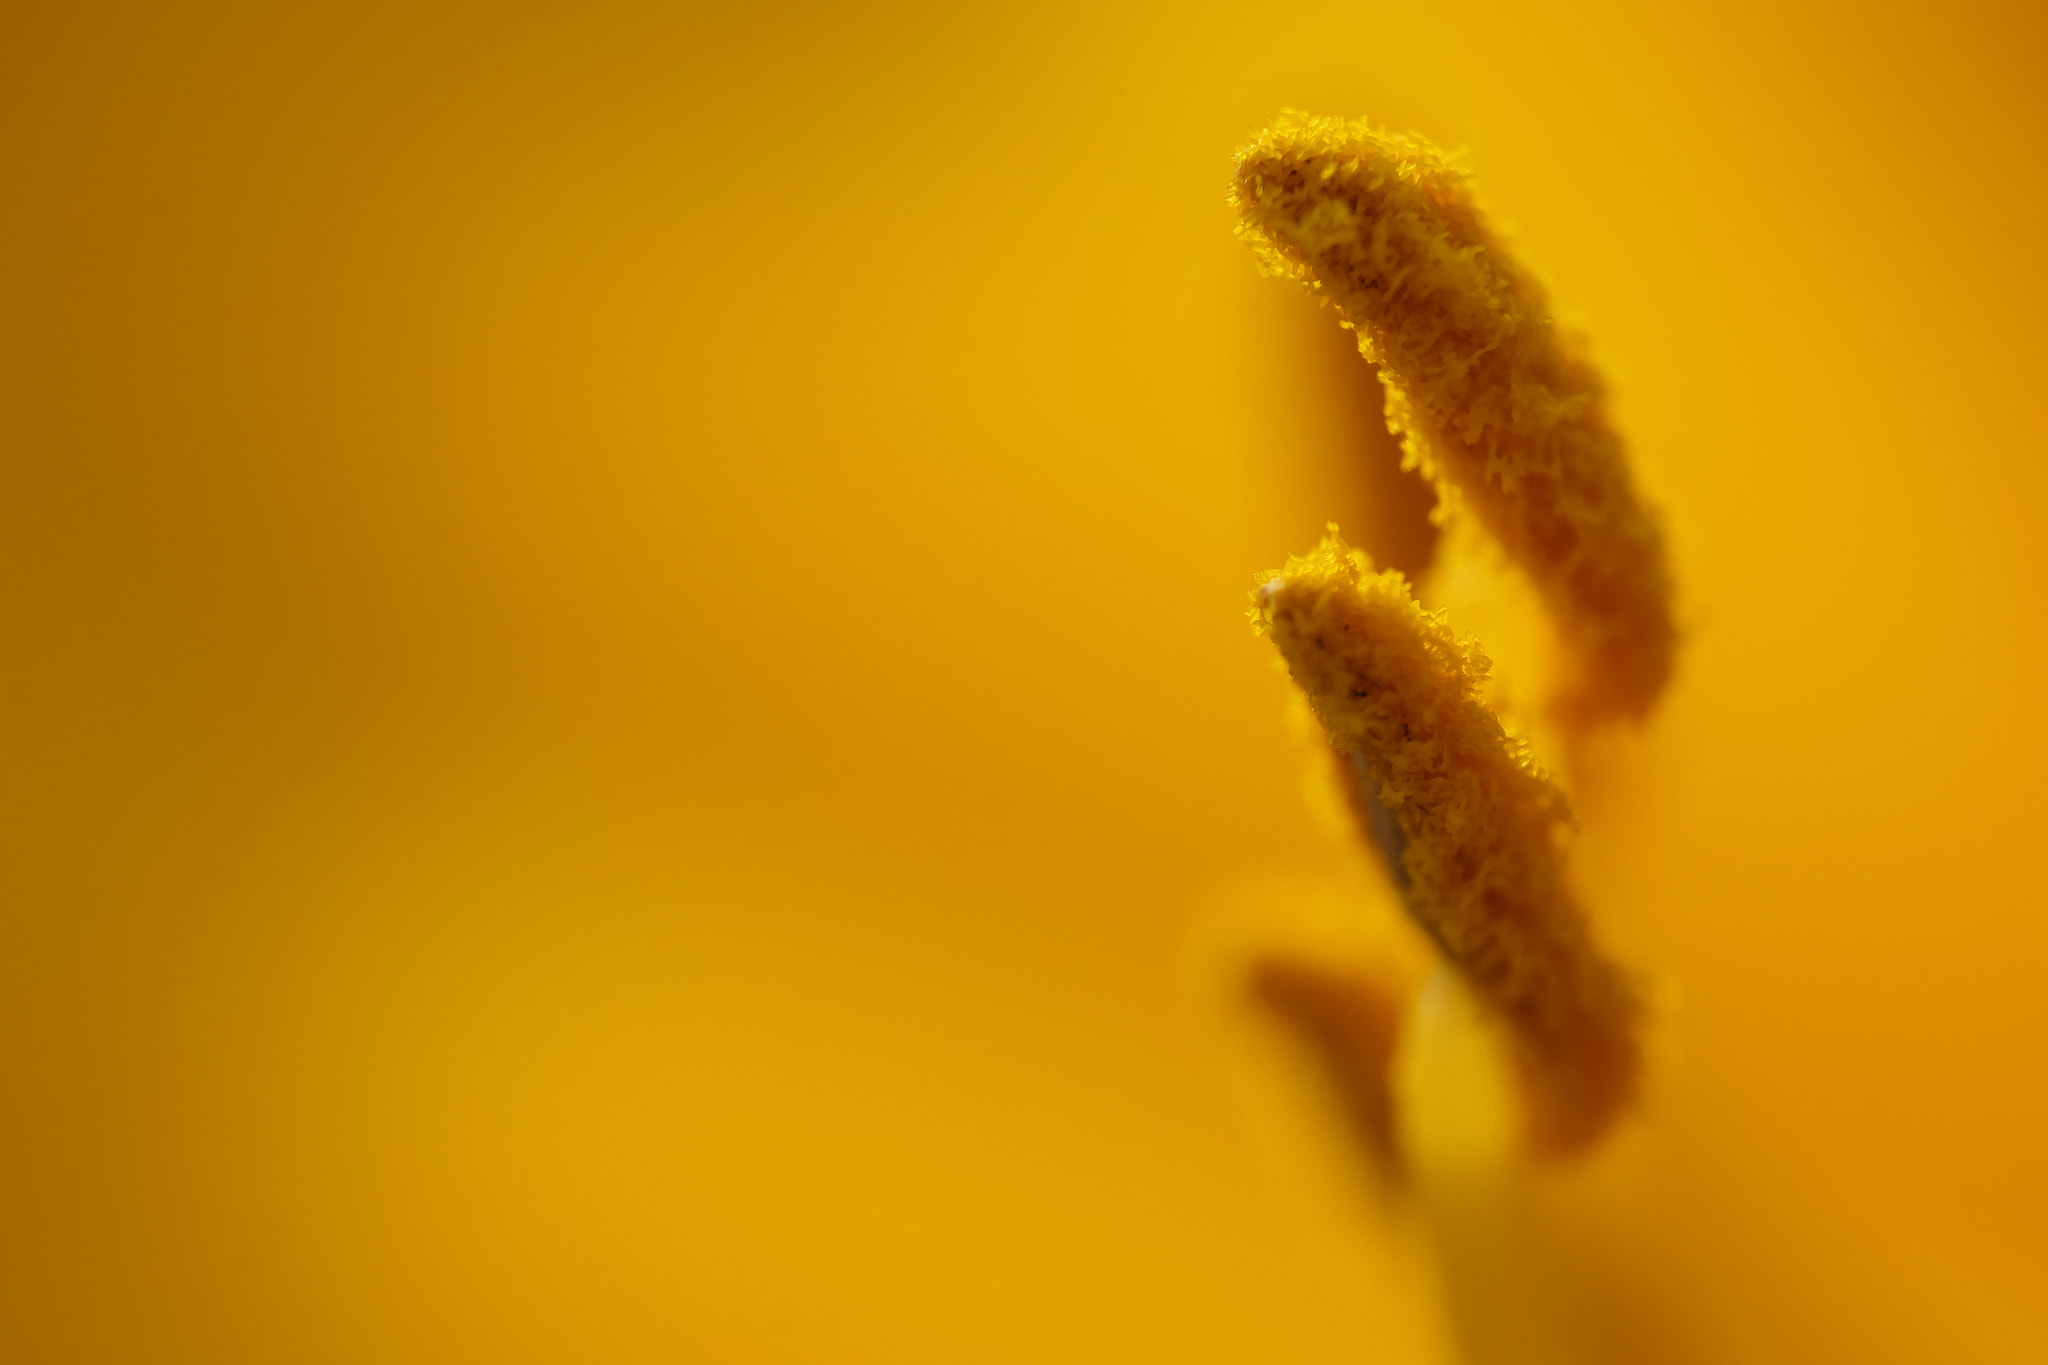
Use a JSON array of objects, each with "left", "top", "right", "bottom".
[{"left": 3, "top": 1, "right": 2045, "bottom": 1360}]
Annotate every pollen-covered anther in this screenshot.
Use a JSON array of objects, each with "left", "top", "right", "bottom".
[
  {"left": 1251, "top": 529, "right": 1641, "bottom": 1154},
  {"left": 1231, "top": 111, "right": 1676, "bottom": 724}
]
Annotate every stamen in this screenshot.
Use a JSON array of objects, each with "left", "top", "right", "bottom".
[
  {"left": 1232, "top": 112, "right": 1676, "bottom": 723},
  {"left": 1252, "top": 530, "right": 1639, "bottom": 1153}
]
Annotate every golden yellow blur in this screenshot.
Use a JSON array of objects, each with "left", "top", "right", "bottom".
[{"left": 2, "top": 2, "right": 2045, "bottom": 1362}]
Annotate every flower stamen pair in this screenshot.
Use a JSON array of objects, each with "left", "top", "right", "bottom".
[{"left": 1236, "top": 113, "right": 1672, "bottom": 1155}]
